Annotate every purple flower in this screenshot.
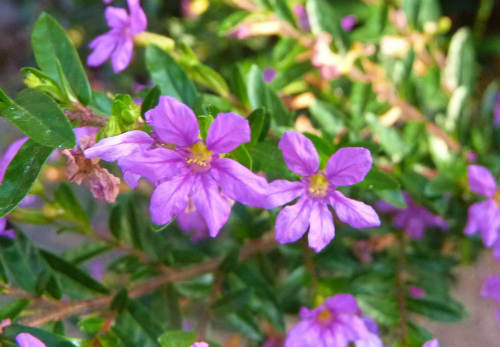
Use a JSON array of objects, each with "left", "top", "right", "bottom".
[
  {"left": 481, "top": 275, "right": 500, "bottom": 321},
  {"left": 494, "top": 93, "right": 500, "bottom": 127},
  {"left": 263, "top": 68, "right": 276, "bottom": 83},
  {"left": 409, "top": 286, "right": 426, "bottom": 299},
  {"left": 177, "top": 207, "right": 210, "bottom": 241},
  {"left": 376, "top": 192, "right": 448, "bottom": 240},
  {"left": 0, "top": 217, "right": 15, "bottom": 240},
  {"left": 341, "top": 15, "right": 357, "bottom": 31},
  {"left": 285, "top": 294, "right": 381, "bottom": 347},
  {"left": 266, "top": 132, "right": 379, "bottom": 252},
  {"left": 423, "top": 339, "right": 439, "bottom": 347},
  {"left": 293, "top": 5, "right": 310, "bottom": 31},
  {"left": 87, "top": 0, "right": 147, "bottom": 73},
  {"left": 191, "top": 343, "right": 209, "bottom": 347},
  {"left": 465, "top": 165, "right": 500, "bottom": 255},
  {"left": 15, "top": 333, "right": 46, "bottom": 347},
  {"left": 86, "top": 96, "right": 270, "bottom": 236},
  {"left": 466, "top": 150, "right": 477, "bottom": 163}
]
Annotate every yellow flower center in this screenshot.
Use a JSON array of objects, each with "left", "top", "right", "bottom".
[
  {"left": 317, "top": 309, "right": 332, "bottom": 323},
  {"left": 494, "top": 189, "right": 500, "bottom": 207},
  {"left": 308, "top": 173, "right": 329, "bottom": 198},
  {"left": 186, "top": 142, "right": 212, "bottom": 170}
]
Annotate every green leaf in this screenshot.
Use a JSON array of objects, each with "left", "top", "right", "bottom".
[
  {"left": 182, "top": 61, "right": 230, "bottom": 99},
  {"left": 229, "top": 144, "right": 252, "bottom": 170},
  {"left": 218, "top": 11, "right": 249, "bottom": 35},
  {"left": 212, "top": 288, "right": 252, "bottom": 315},
  {"left": 158, "top": 330, "right": 197, "bottom": 347},
  {"left": 249, "top": 140, "right": 296, "bottom": 181},
  {"left": 40, "top": 250, "right": 110, "bottom": 294},
  {"left": 20, "top": 67, "right": 66, "bottom": 102},
  {"left": 309, "top": 100, "right": 346, "bottom": 137},
  {"left": 54, "top": 183, "right": 91, "bottom": 233},
  {"left": 248, "top": 108, "right": 271, "bottom": 145},
  {"left": 366, "top": 113, "right": 406, "bottom": 162},
  {"left": 3, "top": 324, "right": 76, "bottom": 347},
  {"left": 248, "top": 65, "right": 290, "bottom": 126},
  {"left": 126, "top": 300, "right": 165, "bottom": 340},
  {"left": 198, "top": 115, "right": 214, "bottom": 140},
  {"left": 146, "top": 45, "right": 198, "bottom": 107},
  {"left": 443, "top": 28, "right": 477, "bottom": 92},
  {"left": 231, "top": 65, "right": 250, "bottom": 108},
  {"left": 0, "top": 88, "right": 75, "bottom": 148},
  {"left": 270, "top": 0, "right": 297, "bottom": 26},
  {"left": 306, "top": 0, "right": 348, "bottom": 52},
  {"left": 0, "top": 140, "right": 53, "bottom": 218},
  {"left": 78, "top": 316, "right": 105, "bottom": 335},
  {"left": 32, "top": 12, "right": 91, "bottom": 104},
  {"left": 357, "top": 168, "right": 400, "bottom": 191},
  {"left": 407, "top": 296, "right": 467, "bottom": 322},
  {"left": 0, "top": 299, "right": 30, "bottom": 321},
  {"left": 141, "top": 86, "right": 161, "bottom": 117}
]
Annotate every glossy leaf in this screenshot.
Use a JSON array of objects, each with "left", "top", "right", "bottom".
[
  {"left": 158, "top": 330, "right": 197, "bottom": 347},
  {"left": 32, "top": 12, "right": 91, "bottom": 104}
]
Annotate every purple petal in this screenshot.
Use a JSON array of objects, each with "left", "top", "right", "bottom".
[
  {"left": 308, "top": 201, "right": 335, "bottom": 252},
  {"left": 326, "top": 147, "right": 372, "bottom": 187},
  {"left": 15, "top": 333, "right": 46, "bottom": 347},
  {"left": 405, "top": 218, "right": 426, "bottom": 240},
  {"left": 191, "top": 343, "right": 209, "bottom": 347},
  {"left": 409, "top": 286, "right": 426, "bottom": 299},
  {"left": 482, "top": 275, "right": 500, "bottom": 300},
  {"left": 127, "top": 0, "right": 147, "bottom": 34},
  {"left": 177, "top": 209, "right": 209, "bottom": 241},
  {"left": 293, "top": 4, "right": 310, "bottom": 31},
  {"left": 330, "top": 191, "right": 380, "bottom": 229},
  {"left": 494, "top": 239, "right": 500, "bottom": 261},
  {"left": 123, "top": 171, "right": 141, "bottom": 189},
  {"left": 145, "top": 96, "right": 199, "bottom": 147},
  {"left": 375, "top": 200, "right": 399, "bottom": 213},
  {"left": 266, "top": 180, "right": 305, "bottom": 208},
  {"left": 87, "top": 33, "right": 118, "bottom": 67},
  {"left": 150, "top": 174, "right": 195, "bottom": 225},
  {"left": 325, "top": 294, "right": 358, "bottom": 314},
  {"left": 211, "top": 158, "right": 270, "bottom": 208},
  {"left": 468, "top": 165, "right": 497, "bottom": 197},
  {"left": 105, "top": 6, "right": 129, "bottom": 29},
  {"left": 84, "top": 130, "right": 155, "bottom": 161},
  {"left": 423, "top": 338, "right": 440, "bottom": 347},
  {"left": 117, "top": 147, "right": 184, "bottom": 186},
  {"left": 192, "top": 174, "right": 231, "bottom": 237},
  {"left": 263, "top": 68, "right": 276, "bottom": 83},
  {"left": 206, "top": 112, "right": 250, "bottom": 153},
  {"left": 0, "top": 137, "right": 28, "bottom": 184},
  {"left": 278, "top": 131, "right": 319, "bottom": 176},
  {"left": 465, "top": 200, "right": 499, "bottom": 247},
  {"left": 111, "top": 36, "right": 134, "bottom": 73},
  {"left": 341, "top": 15, "right": 357, "bottom": 31},
  {"left": 275, "top": 197, "right": 312, "bottom": 244},
  {"left": 74, "top": 127, "right": 99, "bottom": 147}
]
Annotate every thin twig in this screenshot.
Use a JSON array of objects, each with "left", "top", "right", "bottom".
[
  {"left": 20, "top": 234, "right": 277, "bottom": 327},
  {"left": 65, "top": 103, "right": 108, "bottom": 127},
  {"left": 395, "top": 229, "right": 408, "bottom": 346}
]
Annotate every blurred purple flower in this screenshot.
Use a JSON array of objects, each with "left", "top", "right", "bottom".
[
  {"left": 87, "top": 0, "right": 147, "bottom": 73},
  {"left": 466, "top": 150, "right": 477, "bottom": 163},
  {"left": 103, "top": 0, "right": 113, "bottom": 4},
  {"left": 15, "top": 333, "right": 46, "bottom": 347},
  {"left": 423, "top": 339, "right": 439, "bottom": 347},
  {"left": 376, "top": 192, "right": 448, "bottom": 240},
  {"left": 0, "top": 218, "right": 14, "bottom": 240},
  {"left": 494, "top": 93, "right": 500, "bottom": 127},
  {"left": 266, "top": 131, "right": 379, "bottom": 252},
  {"left": 465, "top": 165, "right": 500, "bottom": 256},
  {"left": 191, "top": 343, "right": 209, "bottom": 347},
  {"left": 284, "top": 294, "right": 382, "bottom": 347},
  {"left": 263, "top": 68, "right": 276, "bottom": 83},
  {"left": 228, "top": 24, "right": 251, "bottom": 39},
  {"left": 341, "top": 15, "right": 357, "bottom": 31},
  {"left": 293, "top": 4, "right": 310, "bottom": 31},
  {"left": 177, "top": 208, "right": 210, "bottom": 241},
  {"left": 481, "top": 275, "right": 500, "bottom": 320},
  {"left": 86, "top": 96, "right": 270, "bottom": 236},
  {"left": 409, "top": 286, "right": 426, "bottom": 299}
]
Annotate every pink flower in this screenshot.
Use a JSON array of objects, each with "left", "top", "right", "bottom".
[
  {"left": 481, "top": 275, "right": 500, "bottom": 321},
  {"left": 266, "top": 131, "right": 380, "bottom": 252},
  {"left": 87, "top": 0, "right": 147, "bottom": 73},
  {"left": 341, "top": 15, "right": 357, "bottom": 31},
  {"left": 285, "top": 294, "right": 382, "bottom": 347},
  {"left": 85, "top": 96, "right": 270, "bottom": 236},
  {"left": 191, "top": 342, "right": 209, "bottom": 347},
  {"left": 263, "top": 68, "right": 276, "bottom": 83},
  {"left": 376, "top": 192, "right": 448, "bottom": 240},
  {"left": 409, "top": 286, "right": 426, "bottom": 299},
  {"left": 15, "top": 333, "right": 46, "bottom": 347},
  {"left": 293, "top": 5, "right": 310, "bottom": 31},
  {"left": 423, "top": 339, "right": 439, "bottom": 347}
]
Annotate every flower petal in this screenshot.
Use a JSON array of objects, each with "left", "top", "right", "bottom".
[
  {"left": 15, "top": 333, "right": 46, "bottom": 347},
  {"left": 206, "top": 112, "right": 250, "bottom": 153},
  {"left": 111, "top": 37, "right": 134, "bottom": 73},
  {"left": 211, "top": 158, "right": 270, "bottom": 208},
  {"left": 278, "top": 131, "right": 319, "bottom": 176},
  {"left": 308, "top": 201, "right": 335, "bottom": 252},
  {"left": 275, "top": 197, "right": 312, "bottom": 244},
  {"left": 127, "top": 0, "right": 147, "bottom": 34},
  {"left": 0, "top": 137, "right": 28, "bottom": 184},
  {"left": 375, "top": 200, "right": 399, "bottom": 213},
  {"left": 468, "top": 165, "right": 497, "bottom": 197},
  {"left": 117, "top": 147, "right": 184, "bottom": 185},
  {"left": 326, "top": 294, "right": 359, "bottom": 314},
  {"left": 177, "top": 209, "right": 209, "bottom": 241},
  {"left": 330, "top": 191, "right": 380, "bottom": 229},
  {"left": 422, "top": 339, "right": 440, "bottom": 347},
  {"left": 105, "top": 6, "right": 129, "bottom": 29},
  {"left": 465, "top": 200, "right": 499, "bottom": 247},
  {"left": 192, "top": 174, "right": 231, "bottom": 237},
  {"left": 123, "top": 171, "right": 141, "bottom": 189},
  {"left": 145, "top": 96, "right": 199, "bottom": 147},
  {"left": 481, "top": 275, "right": 500, "bottom": 300},
  {"left": 150, "top": 174, "right": 195, "bottom": 225},
  {"left": 266, "top": 179, "right": 305, "bottom": 208},
  {"left": 84, "top": 130, "right": 155, "bottom": 161},
  {"left": 89, "top": 168, "right": 121, "bottom": 203},
  {"left": 87, "top": 33, "right": 117, "bottom": 67},
  {"left": 74, "top": 127, "right": 99, "bottom": 147},
  {"left": 325, "top": 147, "right": 372, "bottom": 187}
]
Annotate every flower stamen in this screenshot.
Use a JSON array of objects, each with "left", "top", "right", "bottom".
[
  {"left": 187, "top": 142, "right": 212, "bottom": 171},
  {"left": 308, "top": 172, "right": 329, "bottom": 198}
]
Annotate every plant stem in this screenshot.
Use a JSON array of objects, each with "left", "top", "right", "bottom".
[{"left": 395, "top": 229, "right": 408, "bottom": 346}]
